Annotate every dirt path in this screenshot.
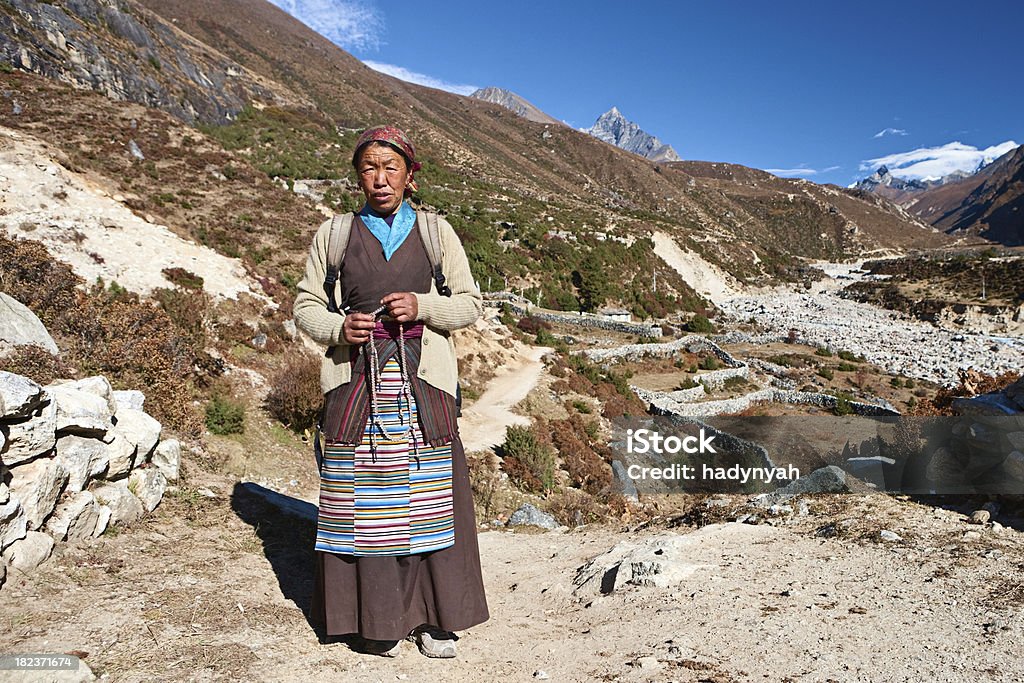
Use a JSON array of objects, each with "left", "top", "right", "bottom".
[
  {"left": 3, "top": 480, "right": 1022, "bottom": 682},
  {"left": 458, "top": 344, "right": 549, "bottom": 453}
]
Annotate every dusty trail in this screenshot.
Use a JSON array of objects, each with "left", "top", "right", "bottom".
[{"left": 458, "top": 344, "right": 549, "bottom": 453}]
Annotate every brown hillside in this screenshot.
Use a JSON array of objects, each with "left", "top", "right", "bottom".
[{"left": 0, "top": 0, "right": 956, "bottom": 302}]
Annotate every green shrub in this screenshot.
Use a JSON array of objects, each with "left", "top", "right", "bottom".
[
  {"left": 815, "top": 346, "right": 833, "bottom": 357},
  {"left": 837, "top": 350, "right": 863, "bottom": 363},
  {"left": 904, "top": 378, "right": 915, "bottom": 389},
  {"left": 817, "top": 367, "right": 834, "bottom": 381},
  {"left": 833, "top": 395, "right": 853, "bottom": 416},
  {"left": 206, "top": 394, "right": 246, "bottom": 435},
  {"left": 572, "top": 400, "right": 592, "bottom": 414},
  {"left": 699, "top": 355, "right": 720, "bottom": 371},
  {"left": 500, "top": 424, "right": 556, "bottom": 493},
  {"left": 838, "top": 362, "right": 857, "bottom": 372},
  {"left": 685, "top": 314, "right": 714, "bottom": 334}
]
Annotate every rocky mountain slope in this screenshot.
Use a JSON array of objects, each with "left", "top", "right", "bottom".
[
  {"left": 585, "top": 106, "right": 681, "bottom": 162},
  {"left": 1, "top": 0, "right": 957, "bottom": 310},
  {"left": 469, "top": 86, "right": 561, "bottom": 126},
  {"left": 850, "top": 145, "right": 1024, "bottom": 246}
]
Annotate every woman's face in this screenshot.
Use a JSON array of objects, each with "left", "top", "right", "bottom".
[{"left": 356, "top": 143, "right": 410, "bottom": 215}]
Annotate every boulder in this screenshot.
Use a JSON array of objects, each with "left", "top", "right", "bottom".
[
  {"left": 2, "top": 530, "right": 54, "bottom": 572},
  {"left": 0, "top": 497, "right": 27, "bottom": 551},
  {"left": 45, "top": 491, "right": 100, "bottom": 541},
  {"left": 128, "top": 468, "right": 167, "bottom": 512},
  {"left": 113, "top": 390, "right": 145, "bottom": 411},
  {"left": 7, "top": 458, "right": 68, "bottom": 530},
  {"left": 151, "top": 439, "right": 181, "bottom": 481},
  {"left": 102, "top": 431, "right": 138, "bottom": 480},
  {"left": 90, "top": 482, "right": 144, "bottom": 526},
  {"left": 776, "top": 465, "right": 849, "bottom": 495},
  {"left": 573, "top": 524, "right": 775, "bottom": 597},
  {"left": 0, "top": 293, "right": 59, "bottom": 356},
  {"left": 0, "top": 397, "right": 57, "bottom": 466},
  {"left": 113, "top": 409, "right": 161, "bottom": 463},
  {"left": 611, "top": 461, "right": 639, "bottom": 502},
  {"left": 0, "top": 481, "right": 8, "bottom": 505},
  {"left": 46, "top": 383, "right": 113, "bottom": 436},
  {"left": 54, "top": 435, "right": 109, "bottom": 492},
  {"left": 51, "top": 377, "right": 117, "bottom": 416},
  {"left": 507, "top": 503, "right": 558, "bottom": 529},
  {"left": 0, "top": 371, "right": 47, "bottom": 419}
]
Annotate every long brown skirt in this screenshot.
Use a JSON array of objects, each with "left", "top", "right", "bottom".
[{"left": 310, "top": 434, "right": 489, "bottom": 641}]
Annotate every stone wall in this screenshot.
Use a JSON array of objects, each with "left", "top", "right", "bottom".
[
  {"left": 635, "top": 386, "right": 900, "bottom": 419},
  {"left": 486, "top": 297, "right": 662, "bottom": 338},
  {"left": 0, "top": 371, "right": 178, "bottom": 587}
]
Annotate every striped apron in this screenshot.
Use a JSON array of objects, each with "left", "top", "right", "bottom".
[{"left": 315, "top": 356, "right": 456, "bottom": 556}]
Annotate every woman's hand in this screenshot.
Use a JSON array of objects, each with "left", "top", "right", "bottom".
[
  {"left": 342, "top": 312, "right": 377, "bottom": 344},
  {"left": 381, "top": 292, "right": 419, "bottom": 323}
]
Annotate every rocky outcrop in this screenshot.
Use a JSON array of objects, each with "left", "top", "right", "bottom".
[
  {"left": 0, "top": 0, "right": 289, "bottom": 124},
  {"left": 0, "top": 370, "right": 175, "bottom": 587}
]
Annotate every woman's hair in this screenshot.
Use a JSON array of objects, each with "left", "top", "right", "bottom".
[{"left": 352, "top": 140, "right": 412, "bottom": 172}]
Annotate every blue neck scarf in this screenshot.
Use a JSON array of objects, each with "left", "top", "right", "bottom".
[{"left": 358, "top": 201, "right": 416, "bottom": 261}]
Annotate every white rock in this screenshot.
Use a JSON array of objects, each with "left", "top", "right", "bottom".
[
  {"left": 151, "top": 439, "right": 181, "bottom": 481},
  {"left": 51, "top": 376, "right": 117, "bottom": 416},
  {"left": 91, "top": 481, "right": 144, "bottom": 526},
  {"left": 113, "top": 389, "right": 145, "bottom": 411},
  {"left": 46, "top": 383, "right": 113, "bottom": 435},
  {"left": 2, "top": 530, "right": 54, "bottom": 571},
  {"left": 573, "top": 524, "right": 775, "bottom": 596},
  {"left": 0, "top": 293, "right": 59, "bottom": 357},
  {"left": 8, "top": 458, "right": 69, "bottom": 530},
  {"left": 46, "top": 491, "right": 100, "bottom": 541},
  {"left": 0, "top": 497, "right": 28, "bottom": 551},
  {"left": 113, "top": 409, "right": 161, "bottom": 463},
  {"left": 0, "top": 481, "right": 8, "bottom": 505},
  {"left": 102, "top": 431, "right": 138, "bottom": 480},
  {"left": 93, "top": 504, "right": 111, "bottom": 537},
  {"left": 0, "top": 370, "right": 47, "bottom": 419},
  {"left": 55, "top": 435, "right": 109, "bottom": 492},
  {"left": 128, "top": 468, "right": 167, "bottom": 512},
  {"left": 0, "top": 397, "right": 57, "bottom": 466},
  {"left": 879, "top": 530, "right": 902, "bottom": 542}
]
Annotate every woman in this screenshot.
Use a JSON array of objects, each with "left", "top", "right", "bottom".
[{"left": 293, "top": 125, "right": 489, "bottom": 658}]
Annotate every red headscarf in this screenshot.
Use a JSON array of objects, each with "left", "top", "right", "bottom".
[{"left": 353, "top": 125, "right": 422, "bottom": 195}]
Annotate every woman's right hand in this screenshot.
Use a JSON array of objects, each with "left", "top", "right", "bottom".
[{"left": 341, "top": 312, "right": 377, "bottom": 345}]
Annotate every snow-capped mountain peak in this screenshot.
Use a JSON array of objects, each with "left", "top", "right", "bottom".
[{"left": 584, "top": 107, "right": 680, "bottom": 163}]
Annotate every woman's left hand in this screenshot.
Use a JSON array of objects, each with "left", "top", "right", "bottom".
[{"left": 381, "top": 292, "right": 419, "bottom": 323}]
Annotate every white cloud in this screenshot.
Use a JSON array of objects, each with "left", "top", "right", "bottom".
[
  {"left": 861, "top": 140, "right": 1019, "bottom": 181},
  {"left": 766, "top": 167, "right": 819, "bottom": 178},
  {"left": 362, "top": 61, "right": 479, "bottom": 96},
  {"left": 266, "top": 0, "right": 384, "bottom": 52},
  {"left": 873, "top": 127, "right": 907, "bottom": 138}
]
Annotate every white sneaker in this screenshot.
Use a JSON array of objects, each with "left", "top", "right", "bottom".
[{"left": 411, "top": 626, "right": 457, "bottom": 658}]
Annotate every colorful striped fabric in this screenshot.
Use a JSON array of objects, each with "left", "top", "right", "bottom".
[{"left": 316, "top": 356, "right": 455, "bottom": 556}]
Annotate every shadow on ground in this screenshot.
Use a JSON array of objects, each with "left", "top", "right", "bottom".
[{"left": 230, "top": 483, "right": 326, "bottom": 639}]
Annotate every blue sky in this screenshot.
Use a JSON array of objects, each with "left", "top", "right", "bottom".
[{"left": 268, "top": 0, "right": 1023, "bottom": 187}]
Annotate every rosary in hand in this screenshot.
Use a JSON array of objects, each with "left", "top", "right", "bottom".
[{"left": 355, "top": 303, "right": 417, "bottom": 453}]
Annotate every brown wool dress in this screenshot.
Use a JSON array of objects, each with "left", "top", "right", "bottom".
[{"left": 310, "top": 216, "right": 489, "bottom": 641}]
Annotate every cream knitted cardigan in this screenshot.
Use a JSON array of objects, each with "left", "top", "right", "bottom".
[{"left": 293, "top": 211, "right": 482, "bottom": 398}]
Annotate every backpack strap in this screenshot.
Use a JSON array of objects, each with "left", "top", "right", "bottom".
[
  {"left": 417, "top": 210, "right": 452, "bottom": 297},
  {"left": 323, "top": 213, "right": 354, "bottom": 313}
]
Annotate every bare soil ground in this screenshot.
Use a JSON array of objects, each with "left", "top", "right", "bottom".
[{"left": 3, "top": 466, "right": 1024, "bottom": 682}]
